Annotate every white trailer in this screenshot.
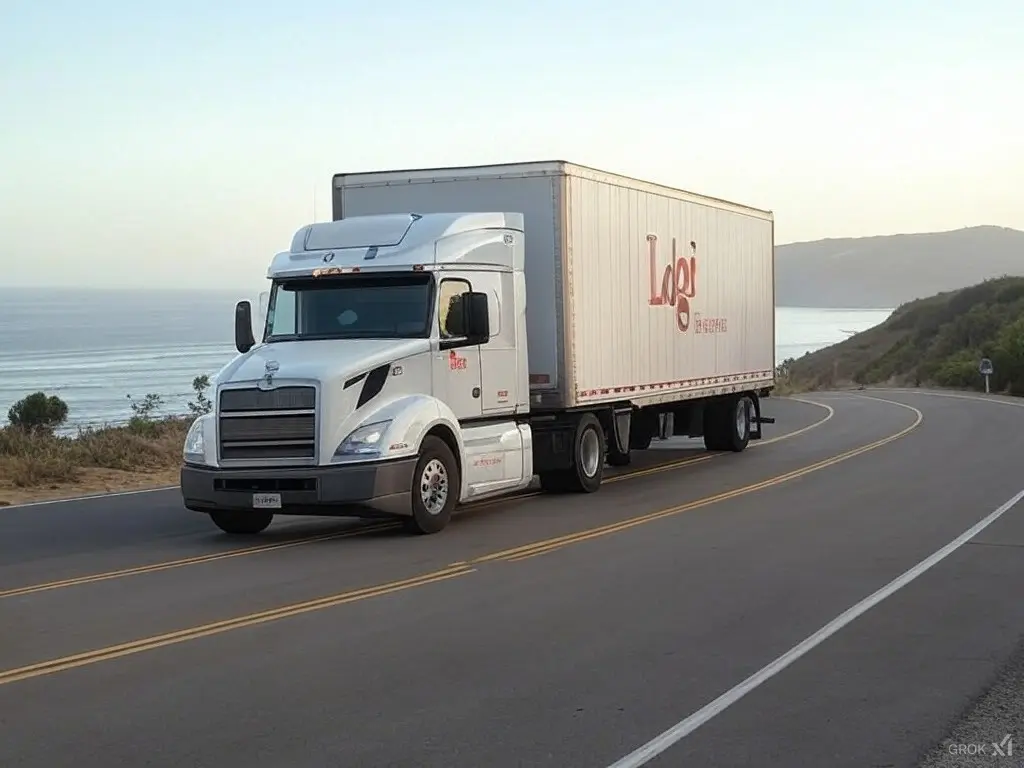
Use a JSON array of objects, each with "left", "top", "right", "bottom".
[{"left": 180, "top": 161, "right": 776, "bottom": 535}]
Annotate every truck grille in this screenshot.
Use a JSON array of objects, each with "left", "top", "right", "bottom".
[{"left": 218, "top": 386, "right": 317, "bottom": 462}]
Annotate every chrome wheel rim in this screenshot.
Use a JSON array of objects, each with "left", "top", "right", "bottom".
[
  {"left": 736, "top": 400, "right": 749, "bottom": 438},
  {"left": 419, "top": 458, "right": 449, "bottom": 515},
  {"left": 580, "top": 428, "right": 601, "bottom": 478}
]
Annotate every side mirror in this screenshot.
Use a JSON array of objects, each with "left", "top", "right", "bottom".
[
  {"left": 235, "top": 300, "right": 256, "bottom": 354},
  {"left": 464, "top": 291, "right": 490, "bottom": 341}
]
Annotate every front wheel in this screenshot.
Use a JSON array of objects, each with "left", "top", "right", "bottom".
[
  {"left": 404, "top": 436, "right": 460, "bottom": 535},
  {"left": 209, "top": 509, "right": 274, "bottom": 535}
]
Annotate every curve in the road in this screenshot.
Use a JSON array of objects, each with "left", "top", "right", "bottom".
[
  {"left": 0, "top": 395, "right": 919, "bottom": 689},
  {"left": 606, "top": 487, "right": 1024, "bottom": 768},
  {"left": 0, "top": 397, "right": 835, "bottom": 601},
  {"left": 468, "top": 394, "right": 919, "bottom": 564}
]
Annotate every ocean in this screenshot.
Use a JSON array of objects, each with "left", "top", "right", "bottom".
[{"left": 0, "top": 287, "right": 893, "bottom": 430}]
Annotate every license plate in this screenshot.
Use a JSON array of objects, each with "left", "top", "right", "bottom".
[{"left": 252, "top": 492, "right": 282, "bottom": 509}]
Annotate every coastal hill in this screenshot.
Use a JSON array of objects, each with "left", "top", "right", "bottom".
[
  {"left": 775, "top": 225, "right": 1024, "bottom": 309},
  {"left": 778, "top": 275, "right": 1024, "bottom": 395}
]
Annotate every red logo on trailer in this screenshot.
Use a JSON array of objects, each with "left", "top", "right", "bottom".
[
  {"left": 646, "top": 234, "right": 728, "bottom": 334},
  {"left": 646, "top": 234, "right": 697, "bottom": 332}
]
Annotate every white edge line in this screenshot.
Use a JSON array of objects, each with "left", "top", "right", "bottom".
[
  {"left": 810, "top": 388, "right": 1024, "bottom": 409},
  {"left": 2, "top": 485, "right": 179, "bottom": 510},
  {"left": 606, "top": 486, "right": 1024, "bottom": 768},
  {"left": 869, "top": 388, "right": 1024, "bottom": 407}
]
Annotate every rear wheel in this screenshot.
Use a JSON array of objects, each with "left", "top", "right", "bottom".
[
  {"left": 403, "top": 436, "right": 460, "bottom": 535},
  {"left": 538, "top": 412, "right": 606, "bottom": 493},
  {"left": 209, "top": 510, "right": 274, "bottom": 535},
  {"left": 703, "top": 395, "right": 752, "bottom": 453}
]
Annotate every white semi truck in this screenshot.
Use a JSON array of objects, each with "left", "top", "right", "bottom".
[{"left": 180, "top": 161, "right": 777, "bottom": 535}]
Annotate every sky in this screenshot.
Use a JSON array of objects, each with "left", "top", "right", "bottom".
[{"left": 1, "top": 0, "right": 1021, "bottom": 291}]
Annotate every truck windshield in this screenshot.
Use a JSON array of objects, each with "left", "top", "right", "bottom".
[{"left": 264, "top": 273, "right": 433, "bottom": 341}]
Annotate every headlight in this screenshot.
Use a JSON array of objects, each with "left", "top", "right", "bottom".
[
  {"left": 183, "top": 417, "right": 206, "bottom": 463},
  {"left": 334, "top": 419, "right": 392, "bottom": 459}
]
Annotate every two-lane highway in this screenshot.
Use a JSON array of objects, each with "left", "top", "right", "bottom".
[{"left": 2, "top": 391, "right": 1023, "bottom": 767}]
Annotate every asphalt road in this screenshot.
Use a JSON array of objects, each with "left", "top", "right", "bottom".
[{"left": 2, "top": 389, "right": 1024, "bottom": 768}]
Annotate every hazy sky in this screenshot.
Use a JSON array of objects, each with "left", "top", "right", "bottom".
[{"left": 2, "top": 0, "right": 1021, "bottom": 291}]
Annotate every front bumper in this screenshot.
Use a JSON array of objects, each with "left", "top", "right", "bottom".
[{"left": 180, "top": 457, "right": 417, "bottom": 518}]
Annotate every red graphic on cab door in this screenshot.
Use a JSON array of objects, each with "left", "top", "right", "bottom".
[
  {"left": 448, "top": 350, "right": 468, "bottom": 370},
  {"left": 645, "top": 234, "right": 728, "bottom": 334}
]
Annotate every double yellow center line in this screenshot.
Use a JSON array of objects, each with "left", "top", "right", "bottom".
[
  {"left": 0, "top": 566, "right": 473, "bottom": 686},
  {"left": 480, "top": 398, "right": 919, "bottom": 563}
]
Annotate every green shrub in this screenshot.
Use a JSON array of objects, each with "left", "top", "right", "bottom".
[
  {"left": 7, "top": 392, "right": 69, "bottom": 434},
  {"left": 2, "top": 377, "right": 207, "bottom": 492},
  {"left": 786, "top": 276, "right": 1024, "bottom": 395}
]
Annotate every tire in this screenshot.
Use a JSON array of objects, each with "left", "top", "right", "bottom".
[
  {"left": 703, "top": 396, "right": 752, "bottom": 453},
  {"left": 724, "top": 395, "right": 752, "bottom": 452},
  {"left": 540, "top": 412, "right": 606, "bottom": 494},
  {"left": 209, "top": 510, "right": 274, "bottom": 535},
  {"left": 404, "top": 435, "right": 460, "bottom": 535},
  {"left": 572, "top": 413, "right": 606, "bottom": 491}
]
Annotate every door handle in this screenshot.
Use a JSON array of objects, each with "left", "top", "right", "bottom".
[{"left": 472, "top": 387, "right": 480, "bottom": 399}]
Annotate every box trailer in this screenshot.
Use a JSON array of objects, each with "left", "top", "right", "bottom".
[{"left": 179, "top": 161, "right": 776, "bottom": 536}]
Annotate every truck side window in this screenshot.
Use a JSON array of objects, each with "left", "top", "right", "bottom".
[{"left": 438, "top": 278, "right": 471, "bottom": 338}]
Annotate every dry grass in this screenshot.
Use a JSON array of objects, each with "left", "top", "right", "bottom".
[{"left": 0, "top": 417, "right": 190, "bottom": 505}]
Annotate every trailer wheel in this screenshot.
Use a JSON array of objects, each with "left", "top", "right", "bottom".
[
  {"left": 704, "top": 396, "right": 752, "bottom": 453},
  {"left": 726, "top": 396, "right": 753, "bottom": 452},
  {"left": 403, "top": 436, "right": 460, "bottom": 535},
  {"left": 209, "top": 510, "right": 274, "bottom": 535}
]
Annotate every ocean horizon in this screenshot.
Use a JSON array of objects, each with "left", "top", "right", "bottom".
[{"left": 0, "top": 287, "right": 893, "bottom": 429}]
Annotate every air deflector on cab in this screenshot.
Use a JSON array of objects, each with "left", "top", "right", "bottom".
[{"left": 299, "top": 213, "right": 423, "bottom": 253}]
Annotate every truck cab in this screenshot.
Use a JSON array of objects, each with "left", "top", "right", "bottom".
[{"left": 180, "top": 211, "right": 535, "bottom": 535}]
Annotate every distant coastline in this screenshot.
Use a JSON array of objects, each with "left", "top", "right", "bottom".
[{"left": 775, "top": 224, "right": 1024, "bottom": 308}]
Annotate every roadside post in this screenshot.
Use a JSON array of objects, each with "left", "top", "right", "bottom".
[{"left": 979, "top": 357, "right": 994, "bottom": 394}]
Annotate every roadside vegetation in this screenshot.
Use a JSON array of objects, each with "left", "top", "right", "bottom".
[
  {"left": 0, "top": 375, "right": 213, "bottom": 505},
  {"left": 776, "top": 276, "right": 1024, "bottom": 395}
]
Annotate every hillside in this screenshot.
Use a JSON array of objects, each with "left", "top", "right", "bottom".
[
  {"left": 776, "top": 225, "right": 1024, "bottom": 308},
  {"left": 778, "top": 276, "right": 1024, "bottom": 395}
]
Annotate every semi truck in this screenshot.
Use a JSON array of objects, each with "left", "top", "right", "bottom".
[{"left": 180, "top": 161, "right": 777, "bottom": 535}]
